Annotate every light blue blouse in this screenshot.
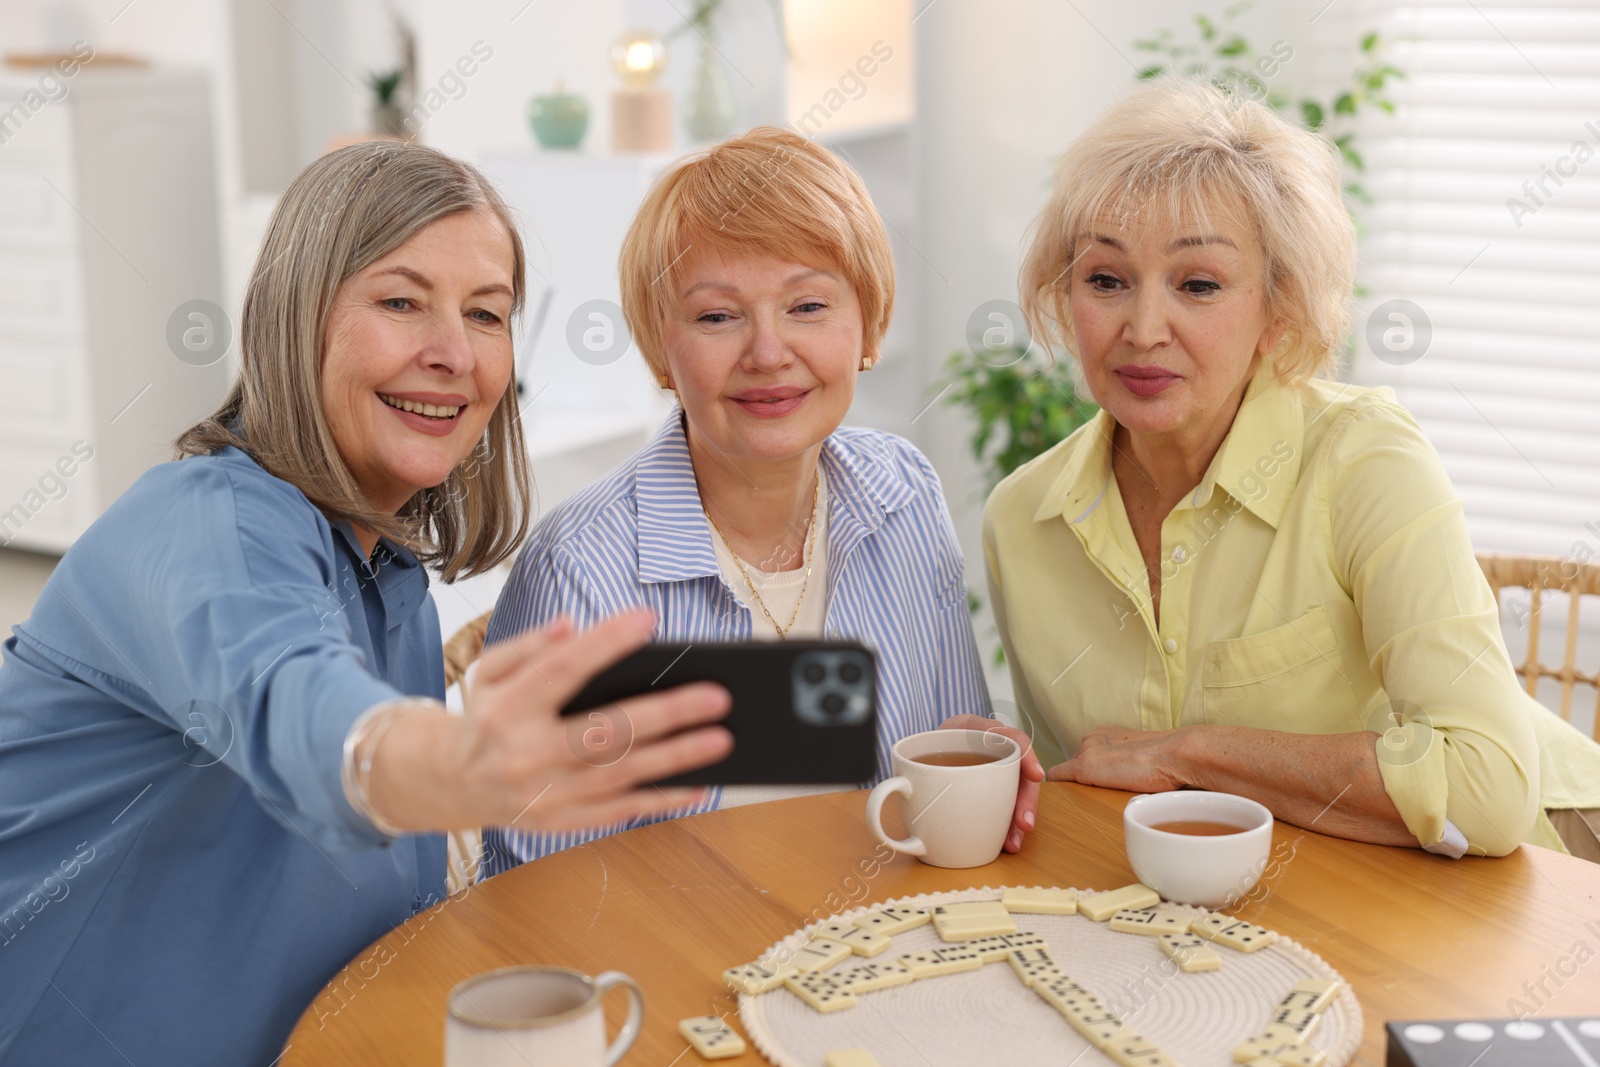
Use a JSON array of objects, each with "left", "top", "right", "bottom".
[
  {"left": 0, "top": 445, "right": 447, "bottom": 1065},
  {"left": 482, "top": 411, "right": 992, "bottom": 873}
]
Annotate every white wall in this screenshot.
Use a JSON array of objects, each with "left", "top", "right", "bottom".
[
  {"left": 281, "top": 0, "right": 395, "bottom": 165},
  {"left": 413, "top": 0, "right": 790, "bottom": 163},
  {"left": 411, "top": 0, "right": 624, "bottom": 161},
  {"left": 627, "top": 0, "right": 788, "bottom": 137},
  {"left": 785, "top": 0, "right": 912, "bottom": 136}
]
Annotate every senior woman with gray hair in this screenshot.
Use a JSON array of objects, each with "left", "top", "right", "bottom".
[
  {"left": 0, "top": 143, "right": 733, "bottom": 1065},
  {"left": 986, "top": 79, "right": 1600, "bottom": 859}
]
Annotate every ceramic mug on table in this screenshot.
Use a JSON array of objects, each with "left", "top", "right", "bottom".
[
  {"left": 865, "top": 728, "right": 1022, "bottom": 868},
  {"left": 444, "top": 965, "right": 643, "bottom": 1067}
]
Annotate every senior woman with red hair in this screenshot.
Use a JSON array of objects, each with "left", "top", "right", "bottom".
[{"left": 483, "top": 127, "right": 1042, "bottom": 872}]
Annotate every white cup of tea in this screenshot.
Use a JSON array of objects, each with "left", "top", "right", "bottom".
[
  {"left": 444, "top": 965, "right": 643, "bottom": 1067},
  {"left": 1123, "top": 791, "right": 1274, "bottom": 908},
  {"left": 865, "top": 728, "right": 1022, "bottom": 868}
]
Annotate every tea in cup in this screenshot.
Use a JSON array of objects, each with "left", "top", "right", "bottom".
[
  {"left": 444, "top": 965, "right": 642, "bottom": 1067},
  {"left": 865, "top": 728, "right": 1021, "bottom": 868},
  {"left": 1123, "top": 791, "right": 1273, "bottom": 907}
]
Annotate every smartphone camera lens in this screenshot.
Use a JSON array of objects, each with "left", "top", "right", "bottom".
[{"left": 792, "top": 649, "right": 872, "bottom": 727}]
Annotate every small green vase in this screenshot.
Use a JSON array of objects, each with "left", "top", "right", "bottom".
[{"left": 528, "top": 85, "right": 589, "bottom": 149}]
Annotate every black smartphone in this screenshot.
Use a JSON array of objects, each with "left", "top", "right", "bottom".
[{"left": 559, "top": 641, "right": 878, "bottom": 786}]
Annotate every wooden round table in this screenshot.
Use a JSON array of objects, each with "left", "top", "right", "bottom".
[{"left": 282, "top": 783, "right": 1600, "bottom": 1065}]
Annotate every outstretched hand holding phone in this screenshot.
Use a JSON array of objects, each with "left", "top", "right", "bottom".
[{"left": 362, "top": 609, "right": 735, "bottom": 834}]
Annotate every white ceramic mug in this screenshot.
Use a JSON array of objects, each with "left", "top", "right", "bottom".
[
  {"left": 444, "top": 965, "right": 643, "bottom": 1067},
  {"left": 1123, "top": 791, "right": 1274, "bottom": 908},
  {"left": 865, "top": 728, "right": 1022, "bottom": 868}
]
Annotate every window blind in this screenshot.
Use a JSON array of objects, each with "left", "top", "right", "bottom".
[{"left": 1335, "top": 0, "right": 1600, "bottom": 558}]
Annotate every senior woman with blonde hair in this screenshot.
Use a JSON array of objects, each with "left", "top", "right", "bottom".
[
  {"left": 986, "top": 79, "right": 1600, "bottom": 859},
  {"left": 0, "top": 142, "right": 736, "bottom": 1065},
  {"left": 483, "top": 126, "right": 1042, "bottom": 873}
]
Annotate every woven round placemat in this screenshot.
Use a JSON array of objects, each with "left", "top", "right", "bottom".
[{"left": 739, "top": 887, "right": 1362, "bottom": 1067}]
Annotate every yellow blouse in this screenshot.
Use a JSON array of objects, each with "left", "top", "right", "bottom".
[{"left": 983, "top": 369, "right": 1600, "bottom": 856}]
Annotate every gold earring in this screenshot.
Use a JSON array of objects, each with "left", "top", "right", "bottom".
[{"left": 860, "top": 355, "right": 874, "bottom": 371}]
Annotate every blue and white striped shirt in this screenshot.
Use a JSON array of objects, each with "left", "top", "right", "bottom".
[{"left": 482, "top": 410, "right": 991, "bottom": 872}]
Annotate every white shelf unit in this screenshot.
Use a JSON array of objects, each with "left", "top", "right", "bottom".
[{"left": 0, "top": 68, "right": 228, "bottom": 554}]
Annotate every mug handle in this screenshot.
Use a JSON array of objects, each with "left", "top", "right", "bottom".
[
  {"left": 865, "top": 776, "right": 926, "bottom": 857},
  {"left": 594, "top": 970, "right": 644, "bottom": 1067}
]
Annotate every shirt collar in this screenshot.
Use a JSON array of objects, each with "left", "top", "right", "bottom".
[
  {"left": 1189, "top": 366, "right": 1305, "bottom": 529},
  {"left": 820, "top": 424, "right": 918, "bottom": 524},
  {"left": 329, "top": 520, "right": 430, "bottom": 626},
  {"left": 635, "top": 409, "right": 918, "bottom": 584},
  {"left": 1032, "top": 365, "right": 1306, "bottom": 530},
  {"left": 636, "top": 413, "right": 723, "bottom": 584},
  {"left": 1032, "top": 410, "right": 1118, "bottom": 525},
  {"left": 223, "top": 441, "right": 432, "bottom": 627}
]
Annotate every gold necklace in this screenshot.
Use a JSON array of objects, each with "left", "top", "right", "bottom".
[{"left": 704, "top": 470, "right": 820, "bottom": 639}]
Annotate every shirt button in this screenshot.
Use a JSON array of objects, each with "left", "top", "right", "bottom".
[
  {"left": 1170, "top": 546, "right": 1187, "bottom": 563},
  {"left": 1163, "top": 638, "right": 1179, "bottom": 655}
]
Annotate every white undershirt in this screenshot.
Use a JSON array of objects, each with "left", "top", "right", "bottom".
[
  {"left": 709, "top": 464, "right": 831, "bottom": 642},
  {"left": 711, "top": 466, "right": 843, "bottom": 809}
]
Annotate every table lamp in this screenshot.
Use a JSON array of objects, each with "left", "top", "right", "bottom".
[{"left": 610, "top": 29, "right": 672, "bottom": 153}]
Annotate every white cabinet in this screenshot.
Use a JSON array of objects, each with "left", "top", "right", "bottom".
[{"left": 0, "top": 68, "right": 227, "bottom": 554}]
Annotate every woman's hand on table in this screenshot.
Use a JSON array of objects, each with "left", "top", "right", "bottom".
[
  {"left": 1049, "top": 724, "right": 1423, "bottom": 849},
  {"left": 366, "top": 609, "right": 734, "bottom": 834},
  {"left": 1046, "top": 724, "right": 1189, "bottom": 793},
  {"left": 938, "top": 714, "right": 1045, "bottom": 853}
]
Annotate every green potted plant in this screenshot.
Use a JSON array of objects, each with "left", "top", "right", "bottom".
[
  {"left": 367, "top": 69, "right": 407, "bottom": 138},
  {"left": 940, "top": 346, "right": 1098, "bottom": 496},
  {"left": 939, "top": 345, "right": 1098, "bottom": 663},
  {"left": 1131, "top": 1, "right": 1402, "bottom": 223}
]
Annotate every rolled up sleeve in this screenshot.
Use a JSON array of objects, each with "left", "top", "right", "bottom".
[{"left": 1325, "top": 400, "right": 1539, "bottom": 856}]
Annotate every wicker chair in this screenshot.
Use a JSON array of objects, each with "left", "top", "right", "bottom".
[
  {"left": 443, "top": 611, "right": 492, "bottom": 692},
  {"left": 1475, "top": 551, "right": 1600, "bottom": 740},
  {"left": 441, "top": 611, "right": 494, "bottom": 892}
]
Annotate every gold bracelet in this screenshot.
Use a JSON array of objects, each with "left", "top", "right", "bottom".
[{"left": 341, "top": 697, "right": 444, "bottom": 836}]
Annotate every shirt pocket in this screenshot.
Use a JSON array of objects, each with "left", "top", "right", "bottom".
[
  {"left": 924, "top": 541, "right": 968, "bottom": 609},
  {"left": 1200, "top": 604, "right": 1360, "bottom": 729}
]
